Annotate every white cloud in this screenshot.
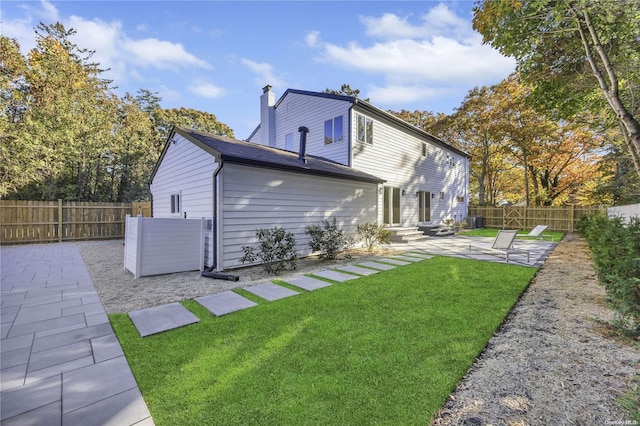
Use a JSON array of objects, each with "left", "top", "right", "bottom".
[
  {"left": 241, "top": 58, "right": 286, "bottom": 88},
  {"left": 122, "top": 38, "right": 211, "bottom": 69},
  {"left": 322, "top": 36, "right": 513, "bottom": 86},
  {"left": 361, "top": 4, "right": 470, "bottom": 40},
  {"left": 309, "top": 3, "right": 515, "bottom": 106},
  {"left": 2, "top": 1, "right": 211, "bottom": 84},
  {"left": 305, "top": 31, "right": 321, "bottom": 48},
  {"left": 189, "top": 82, "right": 226, "bottom": 99}
]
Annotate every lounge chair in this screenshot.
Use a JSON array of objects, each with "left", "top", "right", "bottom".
[
  {"left": 524, "top": 225, "right": 553, "bottom": 241},
  {"left": 469, "top": 229, "right": 530, "bottom": 263}
]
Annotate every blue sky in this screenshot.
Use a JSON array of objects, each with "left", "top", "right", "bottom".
[{"left": 1, "top": 1, "right": 515, "bottom": 139}]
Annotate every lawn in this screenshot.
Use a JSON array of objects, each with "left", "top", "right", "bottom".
[
  {"left": 460, "top": 227, "right": 564, "bottom": 241},
  {"left": 110, "top": 256, "right": 537, "bottom": 425}
]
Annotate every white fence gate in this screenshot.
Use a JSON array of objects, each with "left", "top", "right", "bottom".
[{"left": 124, "top": 215, "right": 206, "bottom": 278}]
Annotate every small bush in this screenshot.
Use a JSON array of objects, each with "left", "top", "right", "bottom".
[
  {"left": 578, "top": 214, "right": 640, "bottom": 334},
  {"left": 305, "top": 218, "right": 353, "bottom": 260},
  {"left": 356, "top": 222, "right": 391, "bottom": 251},
  {"left": 240, "top": 226, "right": 298, "bottom": 274}
]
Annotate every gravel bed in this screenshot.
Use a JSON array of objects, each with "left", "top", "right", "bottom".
[
  {"left": 77, "top": 235, "right": 639, "bottom": 424},
  {"left": 76, "top": 239, "right": 403, "bottom": 314}
]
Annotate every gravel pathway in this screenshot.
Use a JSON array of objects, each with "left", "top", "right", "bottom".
[{"left": 431, "top": 234, "right": 639, "bottom": 425}]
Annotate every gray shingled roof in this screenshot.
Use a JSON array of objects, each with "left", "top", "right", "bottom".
[{"left": 173, "top": 127, "right": 385, "bottom": 184}]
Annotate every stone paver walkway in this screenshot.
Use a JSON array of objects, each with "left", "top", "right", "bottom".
[{"left": 1, "top": 243, "right": 153, "bottom": 425}]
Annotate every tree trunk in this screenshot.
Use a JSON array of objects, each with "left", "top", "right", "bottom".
[{"left": 576, "top": 5, "right": 640, "bottom": 176}]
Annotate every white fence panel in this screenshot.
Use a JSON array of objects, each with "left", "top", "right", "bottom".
[
  {"left": 608, "top": 203, "right": 640, "bottom": 224},
  {"left": 124, "top": 215, "right": 205, "bottom": 278}
]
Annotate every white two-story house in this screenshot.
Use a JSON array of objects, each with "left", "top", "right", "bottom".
[
  {"left": 149, "top": 86, "right": 469, "bottom": 271},
  {"left": 247, "top": 86, "right": 470, "bottom": 228}
]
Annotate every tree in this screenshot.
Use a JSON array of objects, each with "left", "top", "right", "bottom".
[
  {"left": 323, "top": 84, "right": 370, "bottom": 102},
  {"left": 0, "top": 37, "right": 35, "bottom": 197},
  {"left": 473, "top": 0, "right": 640, "bottom": 179},
  {"left": 1, "top": 22, "right": 237, "bottom": 202},
  {"left": 155, "top": 107, "right": 234, "bottom": 144}
]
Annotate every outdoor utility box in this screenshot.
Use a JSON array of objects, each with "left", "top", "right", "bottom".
[{"left": 466, "top": 215, "right": 483, "bottom": 229}]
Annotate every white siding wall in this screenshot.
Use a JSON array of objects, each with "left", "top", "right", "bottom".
[
  {"left": 351, "top": 109, "right": 469, "bottom": 226},
  {"left": 271, "top": 93, "right": 351, "bottom": 165},
  {"left": 149, "top": 133, "right": 218, "bottom": 266},
  {"left": 219, "top": 164, "right": 377, "bottom": 269}
]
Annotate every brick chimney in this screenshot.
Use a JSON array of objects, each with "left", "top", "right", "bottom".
[{"left": 260, "top": 85, "right": 276, "bottom": 147}]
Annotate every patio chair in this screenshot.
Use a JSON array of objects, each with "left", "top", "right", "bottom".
[
  {"left": 524, "top": 225, "right": 553, "bottom": 241},
  {"left": 469, "top": 229, "right": 530, "bottom": 263}
]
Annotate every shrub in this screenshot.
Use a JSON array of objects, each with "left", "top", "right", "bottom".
[
  {"left": 305, "top": 218, "right": 353, "bottom": 260},
  {"left": 240, "top": 227, "right": 297, "bottom": 274},
  {"left": 356, "top": 222, "right": 391, "bottom": 251},
  {"left": 578, "top": 213, "right": 640, "bottom": 334}
]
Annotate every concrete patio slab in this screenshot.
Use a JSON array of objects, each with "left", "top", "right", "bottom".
[
  {"left": 404, "top": 252, "right": 434, "bottom": 259},
  {"left": 377, "top": 258, "right": 411, "bottom": 266},
  {"left": 128, "top": 302, "right": 200, "bottom": 337},
  {"left": 195, "top": 291, "right": 257, "bottom": 316},
  {"left": 310, "top": 270, "right": 358, "bottom": 282},
  {"left": 282, "top": 275, "right": 333, "bottom": 291},
  {"left": 390, "top": 255, "right": 422, "bottom": 262},
  {"left": 335, "top": 264, "right": 380, "bottom": 276},
  {"left": 244, "top": 283, "right": 299, "bottom": 301},
  {"left": 357, "top": 261, "right": 396, "bottom": 271},
  {"left": 0, "top": 243, "right": 153, "bottom": 425}
]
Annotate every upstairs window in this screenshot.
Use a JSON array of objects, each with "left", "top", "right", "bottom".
[
  {"left": 357, "top": 114, "right": 373, "bottom": 144},
  {"left": 285, "top": 133, "right": 294, "bottom": 151},
  {"left": 324, "top": 116, "right": 344, "bottom": 145},
  {"left": 170, "top": 193, "right": 181, "bottom": 215}
]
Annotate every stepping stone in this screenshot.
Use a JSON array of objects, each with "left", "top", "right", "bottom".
[
  {"left": 282, "top": 276, "right": 331, "bottom": 291},
  {"left": 405, "top": 252, "right": 434, "bottom": 259},
  {"left": 128, "top": 302, "right": 199, "bottom": 337},
  {"left": 244, "top": 283, "right": 298, "bottom": 301},
  {"left": 391, "top": 255, "right": 421, "bottom": 262},
  {"left": 337, "top": 265, "right": 379, "bottom": 276},
  {"left": 357, "top": 261, "right": 396, "bottom": 271},
  {"left": 378, "top": 258, "right": 411, "bottom": 266},
  {"left": 195, "top": 291, "right": 257, "bottom": 317},
  {"left": 311, "top": 270, "right": 357, "bottom": 283}
]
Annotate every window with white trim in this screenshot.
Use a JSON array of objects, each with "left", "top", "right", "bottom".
[
  {"left": 357, "top": 114, "right": 373, "bottom": 144},
  {"left": 324, "top": 116, "right": 344, "bottom": 145},
  {"left": 170, "top": 193, "right": 181, "bottom": 215}
]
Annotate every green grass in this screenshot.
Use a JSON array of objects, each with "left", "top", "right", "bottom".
[
  {"left": 459, "top": 227, "right": 564, "bottom": 241},
  {"left": 110, "top": 256, "right": 537, "bottom": 425}
]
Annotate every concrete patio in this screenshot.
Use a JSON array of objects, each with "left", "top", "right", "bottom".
[{"left": 1, "top": 243, "right": 152, "bottom": 426}]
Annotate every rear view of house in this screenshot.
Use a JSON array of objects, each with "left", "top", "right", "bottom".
[
  {"left": 149, "top": 86, "right": 469, "bottom": 272},
  {"left": 247, "top": 86, "right": 470, "bottom": 227}
]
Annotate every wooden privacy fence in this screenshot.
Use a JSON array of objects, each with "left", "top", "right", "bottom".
[
  {"left": 1, "top": 200, "right": 152, "bottom": 245},
  {"left": 468, "top": 205, "right": 608, "bottom": 233}
]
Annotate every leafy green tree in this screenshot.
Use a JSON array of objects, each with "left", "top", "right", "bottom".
[
  {"left": 155, "top": 107, "right": 234, "bottom": 144},
  {"left": 323, "top": 84, "right": 370, "bottom": 102},
  {"left": 473, "top": 0, "right": 640, "bottom": 178},
  {"left": 1, "top": 22, "right": 236, "bottom": 202},
  {"left": 0, "top": 36, "right": 35, "bottom": 197}
]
